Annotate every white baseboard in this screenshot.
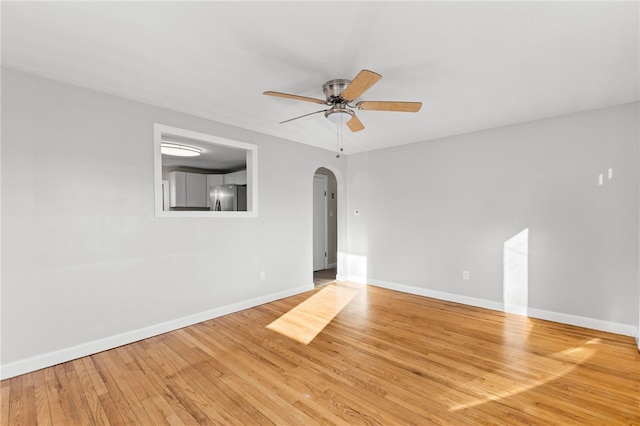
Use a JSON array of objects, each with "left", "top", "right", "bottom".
[
  {"left": 369, "top": 279, "right": 505, "bottom": 312},
  {"left": 368, "top": 279, "right": 637, "bottom": 338},
  {"left": 327, "top": 263, "right": 337, "bottom": 269},
  {"left": 0, "top": 285, "right": 310, "bottom": 380},
  {"left": 525, "top": 307, "right": 636, "bottom": 337}
]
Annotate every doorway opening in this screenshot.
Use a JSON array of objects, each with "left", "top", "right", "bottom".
[{"left": 313, "top": 168, "right": 338, "bottom": 286}]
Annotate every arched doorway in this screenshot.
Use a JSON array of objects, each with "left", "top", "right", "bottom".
[{"left": 313, "top": 167, "right": 338, "bottom": 286}]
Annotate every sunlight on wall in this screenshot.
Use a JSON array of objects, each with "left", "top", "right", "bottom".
[
  {"left": 504, "top": 228, "right": 529, "bottom": 316},
  {"left": 340, "top": 252, "right": 368, "bottom": 284},
  {"left": 266, "top": 282, "right": 364, "bottom": 344}
]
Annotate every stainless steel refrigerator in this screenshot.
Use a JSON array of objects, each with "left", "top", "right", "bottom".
[{"left": 209, "top": 184, "right": 247, "bottom": 211}]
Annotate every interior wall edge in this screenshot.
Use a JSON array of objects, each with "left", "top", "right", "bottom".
[
  {"left": 0, "top": 284, "right": 311, "bottom": 381},
  {"left": 368, "top": 279, "right": 637, "bottom": 338}
]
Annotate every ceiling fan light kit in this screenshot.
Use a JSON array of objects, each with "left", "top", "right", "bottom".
[
  {"left": 264, "top": 69, "right": 422, "bottom": 133},
  {"left": 324, "top": 107, "right": 353, "bottom": 125}
]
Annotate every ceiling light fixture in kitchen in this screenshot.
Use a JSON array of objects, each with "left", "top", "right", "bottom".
[{"left": 160, "top": 142, "right": 202, "bottom": 157}]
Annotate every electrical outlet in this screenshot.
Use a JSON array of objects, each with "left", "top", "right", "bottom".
[
  {"left": 260, "top": 271, "right": 266, "bottom": 281},
  {"left": 462, "top": 270, "right": 470, "bottom": 280}
]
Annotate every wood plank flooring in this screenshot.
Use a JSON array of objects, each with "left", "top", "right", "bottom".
[{"left": 2, "top": 284, "right": 639, "bottom": 425}]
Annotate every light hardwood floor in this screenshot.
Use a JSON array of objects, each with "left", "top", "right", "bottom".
[{"left": 2, "top": 284, "right": 639, "bottom": 425}]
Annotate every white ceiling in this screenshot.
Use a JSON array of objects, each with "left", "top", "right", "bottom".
[{"left": 2, "top": 1, "right": 638, "bottom": 154}]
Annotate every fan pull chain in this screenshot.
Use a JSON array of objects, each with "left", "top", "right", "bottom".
[{"left": 336, "top": 117, "right": 344, "bottom": 158}]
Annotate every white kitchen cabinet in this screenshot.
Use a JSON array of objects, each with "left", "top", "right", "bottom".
[
  {"left": 169, "top": 171, "right": 207, "bottom": 208},
  {"left": 206, "top": 174, "right": 224, "bottom": 189},
  {"left": 223, "top": 170, "right": 247, "bottom": 185},
  {"left": 169, "top": 171, "right": 186, "bottom": 207},
  {"left": 186, "top": 173, "right": 207, "bottom": 207}
]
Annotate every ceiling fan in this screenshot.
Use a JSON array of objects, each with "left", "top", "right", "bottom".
[{"left": 264, "top": 69, "right": 422, "bottom": 132}]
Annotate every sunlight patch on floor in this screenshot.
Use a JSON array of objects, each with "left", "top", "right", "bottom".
[
  {"left": 267, "top": 282, "right": 364, "bottom": 344},
  {"left": 502, "top": 315, "right": 533, "bottom": 346},
  {"left": 448, "top": 338, "right": 600, "bottom": 411}
]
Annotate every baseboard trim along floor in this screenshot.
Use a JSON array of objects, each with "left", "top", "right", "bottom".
[
  {"left": 368, "top": 278, "right": 637, "bottom": 338},
  {"left": 0, "top": 284, "right": 312, "bottom": 380}
]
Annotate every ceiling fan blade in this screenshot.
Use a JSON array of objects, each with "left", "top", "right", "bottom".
[
  {"left": 279, "top": 109, "right": 328, "bottom": 124},
  {"left": 340, "top": 70, "right": 382, "bottom": 101},
  {"left": 264, "top": 91, "right": 327, "bottom": 105},
  {"left": 346, "top": 113, "right": 365, "bottom": 132},
  {"left": 356, "top": 101, "right": 422, "bottom": 112}
]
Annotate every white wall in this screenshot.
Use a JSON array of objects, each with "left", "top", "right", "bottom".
[
  {"left": 0, "top": 68, "right": 347, "bottom": 378},
  {"left": 347, "top": 103, "right": 639, "bottom": 336}
]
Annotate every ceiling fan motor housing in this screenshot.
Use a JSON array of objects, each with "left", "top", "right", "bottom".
[
  {"left": 322, "top": 79, "right": 351, "bottom": 102},
  {"left": 264, "top": 69, "right": 420, "bottom": 132}
]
